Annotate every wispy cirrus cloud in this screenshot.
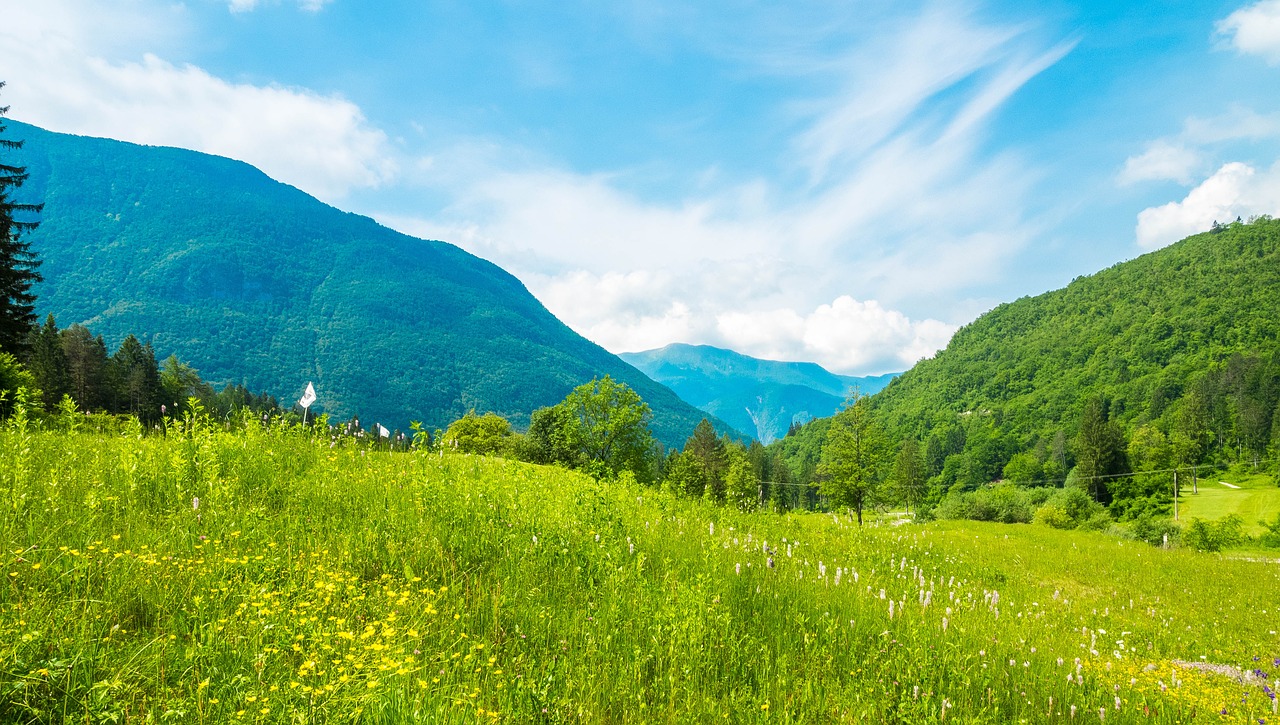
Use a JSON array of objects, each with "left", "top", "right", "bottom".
[
  {"left": 2, "top": 0, "right": 1075, "bottom": 375},
  {"left": 378, "top": 4, "right": 1073, "bottom": 372}
]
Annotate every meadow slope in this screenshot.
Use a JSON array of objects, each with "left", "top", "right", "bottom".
[{"left": 2, "top": 415, "right": 1278, "bottom": 723}]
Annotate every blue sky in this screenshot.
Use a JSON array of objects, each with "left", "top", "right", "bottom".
[{"left": 3, "top": 0, "right": 1280, "bottom": 375}]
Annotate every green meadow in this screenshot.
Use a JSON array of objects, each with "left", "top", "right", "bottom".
[
  {"left": 1179, "top": 473, "right": 1280, "bottom": 537},
  {"left": 3, "top": 412, "right": 1279, "bottom": 724}
]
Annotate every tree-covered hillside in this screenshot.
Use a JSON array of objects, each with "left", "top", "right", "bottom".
[
  {"left": 775, "top": 218, "right": 1280, "bottom": 514},
  {"left": 621, "top": 343, "right": 897, "bottom": 443},
  {"left": 8, "top": 121, "right": 722, "bottom": 446},
  {"left": 873, "top": 218, "right": 1280, "bottom": 440}
]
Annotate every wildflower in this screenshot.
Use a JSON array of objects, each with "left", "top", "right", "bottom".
[
  {"left": 192, "top": 497, "right": 199, "bottom": 510},
  {"left": 735, "top": 563, "right": 741, "bottom": 575},
  {"left": 767, "top": 556, "right": 774, "bottom": 569}
]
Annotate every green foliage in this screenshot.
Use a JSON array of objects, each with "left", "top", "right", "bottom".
[
  {"left": 559, "top": 376, "right": 655, "bottom": 482},
  {"left": 1131, "top": 513, "right": 1181, "bottom": 547},
  {"left": 522, "top": 404, "right": 578, "bottom": 467},
  {"left": 865, "top": 218, "right": 1280, "bottom": 513},
  {"left": 663, "top": 449, "right": 706, "bottom": 498},
  {"left": 0, "top": 86, "right": 42, "bottom": 356},
  {"left": 1259, "top": 512, "right": 1280, "bottom": 548},
  {"left": 9, "top": 120, "right": 713, "bottom": 447},
  {"left": 819, "top": 397, "right": 890, "bottom": 524},
  {"left": 892, "top": 437, "right": 926, "bottom": 510},
  {"left": 22, "top": 314, "right": 67, "bottom": 410},
  {"left": 0, "top": 351, "right": 36, "bottom": 419},
  {"left": 441, "top": 410, "right": 514, "bottom": 456},
  {"left": 1182, "top": 515, "right": 1247, "bottom": 552},
  {"left": 1001, "top": 451, "right": 1042, "bottom": 486},
  {"left": 108, "top": 334, "right": 162, "bottom": 423},
  {"left": 724, "top": 446, "right": 760, "bottom": 511},
  {"left": 938, "top": 484, "right": 1034, "bottom": 524},
  {"left": 1072, "top": 397, "right": 1128, "bottom": 503}
]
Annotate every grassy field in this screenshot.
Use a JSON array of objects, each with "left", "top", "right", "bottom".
[
  {"left": 2, "top": 411, "right": 1280, "bottom": 723},
  {"left": 1179, "top": 472, "right": 1280, "bottom": 536}
]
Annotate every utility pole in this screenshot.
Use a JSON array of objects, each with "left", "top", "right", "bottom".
[{"left": 1173, "top": 469, "right": 1179, "bottom": 521}]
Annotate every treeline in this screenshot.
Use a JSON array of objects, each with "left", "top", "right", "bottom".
[
  {"left": 909, "top": 348, "right": 1280, "bottom": 513},
  {"left": 2, "top": 315, "right": 281, "bottom": 422},
  {"left": 435, "top": 376, "right": 824, "bottom": 512}
]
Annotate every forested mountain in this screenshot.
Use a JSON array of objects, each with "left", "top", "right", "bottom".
[
  {"left": 7, "top": 120, "right": 726, "bottom": 446},
  {"left": 620, "top": 343, "right": 896, "bottom": 443},
  {"left": 778, "top": 218, "right": 1280, "bottom": 512}
]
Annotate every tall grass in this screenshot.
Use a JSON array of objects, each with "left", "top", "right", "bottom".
[{"left": 2, "top": 410, "right": 1278, "bottom": 723}]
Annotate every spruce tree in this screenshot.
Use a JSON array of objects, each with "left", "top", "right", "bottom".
[
  {"left": 0, "top": 82, "right": 43, "bottom": 355},
  {"left": 61, "top": 323, "right": 109, "bottom": 412},
  {"left": 25, "top": 313, "right": 69, "bottom": 410},
  {"left": 110, "top": 334, "right": 162, "bottom": 422}
]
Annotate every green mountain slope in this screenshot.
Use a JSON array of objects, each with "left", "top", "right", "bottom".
[
  {"left": 620, "top": 343, "right": 897, "bottom": 443},
  {"left": 9, "top": 121, "right": 727, "bottom": 446},
  {"left": 872, "top": 219, "right": 1280, "bottom": 438}
]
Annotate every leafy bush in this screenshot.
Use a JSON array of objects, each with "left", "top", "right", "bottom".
[
  {"left": 1032, "top": 503, "right": 1073, "bottom": 529},
  {"left": 1182, "top": 515, "right": 1247, "bottom": 552},
  {"left": 1130, "top": 513, "right": 1181, "bottom": 547},
  {"left": 939, "top": 484, "right": 1033, "bottom": 524},
  {"left": 1077, "top": 511, "right": 1114, "bottom": 532},
  {"left": 1259, "top": 513, "right": 1280, "bottom": 548},
  {"left": 0, "top": 353, "right": 38, "bottom": 419}
]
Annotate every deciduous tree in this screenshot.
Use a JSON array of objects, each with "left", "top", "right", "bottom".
[
  {"left": 819, "top": 396, "right": 889, "bottom": 525},
  {"left": 561, "top": 376, "right": 655, "bottom": 482}
]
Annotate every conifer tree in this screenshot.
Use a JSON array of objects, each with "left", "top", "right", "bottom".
[
  {"left": 24, "top": 313, "right": 69, "bottom": 411},
  {"left": 110, "top": 334, "right": 162, "bottom": 422},
  {"left": 0, "top": 82, "right": 43, "bottom": 355},
  {"left": 61, "top": 323, "right": 109, "bottom": 412}
]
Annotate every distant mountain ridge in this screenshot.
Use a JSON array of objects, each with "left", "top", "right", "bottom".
[
  {"left": 620, "top": 343, "right": 898, "bottom": 443},
  {"left": 8, "top": 120, "right": 730, "bottom": 447}
]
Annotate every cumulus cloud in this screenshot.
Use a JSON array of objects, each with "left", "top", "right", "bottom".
[
  {"left": 1218, "top": 0, "right": 1280, "bottom": 64},
  {"left": 1135, "top": 162, "right": 1280, "bottom": 248},
  {"left": 0, "top": 0, "right": 392, "bottom": 202},
  {"left": 719, "top": 296, "right": 955, "bottom": 374},
  {"left": 525, "top": 264, "right": 954, "bottom": 373}
]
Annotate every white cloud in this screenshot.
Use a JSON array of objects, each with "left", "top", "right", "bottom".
[
  {"left": 1135, "top": 161, "right": 1280, "bottom": 248},
  {"left": 525, "top": 265, "right": 953, "bottom": 374},
  {"left": 718, "top": 296, "right": 955, "bottom": 374},
  {"left": 0, "top": 0, "right": 392, "bottom": 202},
  {"left": 1118, "top": 141, "right": 1201, "bottom": 185},
  {"left": 3, "top": 0, "right": 1066, "bottom": 375},
  {"left": 229, "top": 0, "right": 334, "bottom": 13},
  {"left": 356, "top": 8, "right": 1070, "bottom": 374},
  {"left": 1218, "top": 0, "right": 1280, "bottom": 64}
]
